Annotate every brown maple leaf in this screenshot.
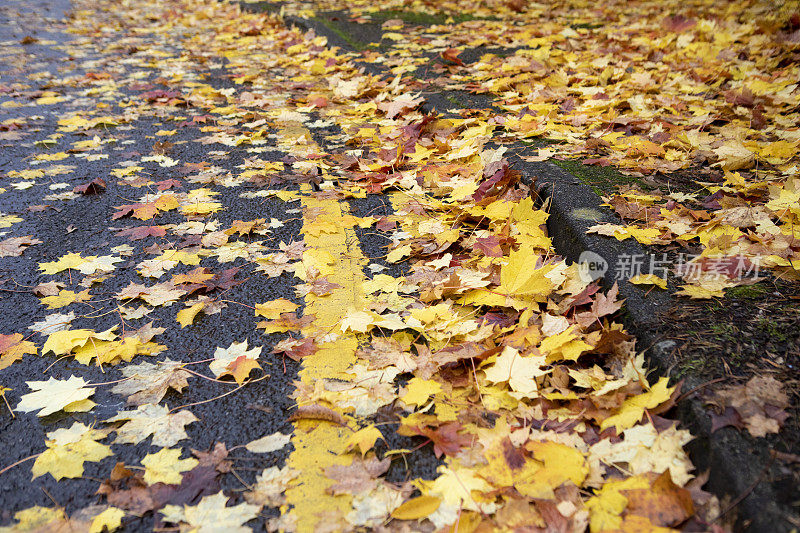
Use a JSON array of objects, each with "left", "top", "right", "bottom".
[
  {"left": 296, "top": 276, "right": 342, "bottom": 297},
  {"left": 172, "top": 267, "right": 215, "bottom": 286},
  {"left": 116, "top": 225, "right": 167, "bottom": 241},
  {"left": 575, "top": 283, "right": 624, "bottom": 326},
  {"left": 73, "top": 177, "right": 106, "bottom": 195},
  {"left": 202, "top": 267, "right": 244, "bottom": 292},
  {"left": 155, "top": 179, "right": 182, "bottom": 190},
  {"left": 0, "top": 333, "right": 37, "bottom": 370},
  {"left": 409, "top": 422, "right": 473, "bottom": 458},
  {"left": 0, "top": 236, "right": 42, "bottom": 257},
  {"left": 111, "top": 358, "right": 191, "bottom": 405},
  {"left": 475, "top": 236, "right": 503, "bottom": 257},
  {"left": 273, "top": 336, "right": 318, "bottom": 361},
  {"left": 221, "top": 355, "right": 262, "bottom": 385},
  {"left": 441, "top": 48, "right": 465, "bottom": 67},
  {"left": 192, "top": 442, "right": 232, "bottom": 472},
  {"left": 256, "top": 313, "right": 315, "bottom": 334},
  {"left": 33, "top": 281, "right": 64, "bottom": 297},
  {"left": 622, "top": 471, "right": 694, "bottom": 527},
  {"left": 98, "top": 443, "right": 230, "bottom": 517},
  {"left": 325, "top": 456, "right": 390, "bottom": 495}
]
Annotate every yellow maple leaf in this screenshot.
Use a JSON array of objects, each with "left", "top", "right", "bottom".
[
  {"left": 498, "top": 246, "right": 555, "bottom": 301},
  {"left": 40, "top": 289, "right": 92, "bottom": 309},
  {"left": 340, "top": 309, "right": 376, "bottom": 333},
  {"left": 39, "top": 252, "right": 86, "bottom": 275},
  {"left": 386, "top": 244, "right": 412, "bottom": 263},
  {"left": 713, "top": 141, "right": 754, "bottom": 170},
  {"left": 89, "top": 508, "right": 125, "bottom": 533},
  {"left": 675, "top": 281, "right": 726, "bottom": 299},
  {"left": 629, "top": 274, "right": 667, "bottom": 289},
  {"left": 586, "top": 475, "right": 651, "bottom": 532},
  {"left": 0, "top": 213, "right": 22, "bottom": 229},
  {"left": 36, "top": 95, "right": 65, "bottom": 105},
  {"left": 180, "top": 201, "right": 222, "bottom": 216},
  {"left": 4, "top": 507, "right": 65, "bottom": 531},
  {"left": 254, "top": 298, "right": 298, "bottom": 319},
  {"left": 34, "top": 152, "right": 69, "bottom": 161},
  {"left": 480, "top": 438, "right": 541, "bottom": 489},
  {"left": 295, "top": 248, "right": 336, "bottom": 279},
  {"left": 516, "top": 441, "right": 589, "bottom": 499},
  {"left": 345, "top": 425, "right": 384, "bottom": 456},
  {"left": 401, "top": 378, "right": 442, "bottom": 407},
  {"left": 154, "top": 194, "right": 179, "bottom": 212},
  {"left": 483, "top": 347, "right": 550, "bottom": 396},
  {"left": 107, "top": 403, "right": 198, "bottom": 447},
  {"left": 141, "top": 448, "right": 199, "bottom": 485},
  {"left": 539, "top": 326, "right": 593, "bottom": 362},
  {"left": 223, "top": 356, "right": 262, "bottom": 385},
  {"left": 32, "top": 422, "right": 112, "bottom": 480},
  {"left": 16, "top": 375, "right": 96, "bottom": 417},
  {"left": 210, "top": 341, "right": 262, "bottom": 381},
  {"left": 245, "top": 431, "right": 292, "bottom": 454},
  {"left": 160, "top": 493, "right": 259, "bottom": 531},
  {"left": 177, "top": 302, "right": 206, "bottom": 327},
  {"left": 72, "top": 337, "right": 164, "bottom": 366},
  {"left": 42, "top": 327, "right": 116, "bottom": 356},
  {"left": 0, "top": 333, "right": 37, "bottom": 370},
  {"left": 421, "top": 465, "right": 495, "bottom": 514},
  {"left": 600, "top": 377, "right": 674, "bottom": 433}
]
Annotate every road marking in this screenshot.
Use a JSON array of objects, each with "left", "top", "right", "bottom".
[{"left": 275, "top": 120, "right": 368, "bottom": 531}]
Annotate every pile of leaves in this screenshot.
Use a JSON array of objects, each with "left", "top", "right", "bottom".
[
  {"left": 5, "top": 0, "right": 797, "bottom": 530},
  {"left": 266, "top": 0, "right": 800, "bottom": 298}
]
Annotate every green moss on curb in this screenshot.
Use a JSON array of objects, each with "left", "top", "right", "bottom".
[
  {"left": 313, "top": 17, "right": 368, "bottom": 50},
  {"left": 552, "top": 159, "right": 643, "bottom": 195},
  {"left": 366, "top": 9, "right": 482, "bottom": 26},
  {"left": 570, "top": 22, "right": 603, "bottom": 30},
  {"left": 726, "top": 283, "right": 768, "bottom": 299}
]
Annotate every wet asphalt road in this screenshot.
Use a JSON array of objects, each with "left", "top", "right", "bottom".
[{"left": 0, "top": 0, "right": 438, "bottom": 527}]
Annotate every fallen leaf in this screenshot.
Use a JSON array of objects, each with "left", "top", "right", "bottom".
[
  {"left": 142, "top": 448, "right": 199, "bottom": 485},
  {"left": 0, "top": 333, "right": 37, "bottom": 370},
  {"left": 345, "top": 425, "right": 383, "bottom": 456},
  {"left": 0, "top": 236, "right": 42, "bottom": 257},
  {"left": 391, "top": 495, "right": 441, "bottom": 520},
  {"left": 32, "top": 422, "right": 112, "bottom": 480},
  {"left": 210, "top": 340, "right": 262, "bottom": 381},
  {"left": 16, "top": 375, "right": 96, "bottom": 417},
  {"left": 245, "top": 432, "right": 292, "bottom": 454},
  {"left": 107, "top": 403, "right": 198, "bottom": 447},
  {"left": 288, "top": 404, "right": 346, "bottom": 426},
  {"left": 160, "top": 492, "right": 260, "bottom": 532},
  {"left": 111, "top": 358, "right": 191, "bottom": 405}
]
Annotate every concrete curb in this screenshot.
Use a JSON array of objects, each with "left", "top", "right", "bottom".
[
  {"left": 242, "top": 4, "right": 797, "bottom": 530},
  {"left": 514, "top": 156, "right": 794, "bottom": 533}
]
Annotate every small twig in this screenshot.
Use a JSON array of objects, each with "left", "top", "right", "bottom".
[
  {"left": 181, "top": 367, "right": 243, "bottom": 385},
  {"left": 1, "top": 390, "right": 15, "bottom": 418},
  {"left": 89, "top": 376, "right": 133, "bottom": 387},
  {"left": 169, "top": 374, "right": 268, "bottom": 413},
  {"left": 0, "top": 453, "right": 41, "bottom": 477}
]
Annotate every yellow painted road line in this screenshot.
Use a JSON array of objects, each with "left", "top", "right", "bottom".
[{"left": 275, "top": 120, "right": 368, "bottom": 531}]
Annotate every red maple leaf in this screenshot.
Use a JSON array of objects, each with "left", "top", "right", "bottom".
[
  {"left": 74, "top": 178, "right": 106, "bottom": 195},
  {"left": 116, "top": 226, "right": 167, "bottom": 241},
  {"left": 412, "top": 422, "right": 472, "bottom": 457}
]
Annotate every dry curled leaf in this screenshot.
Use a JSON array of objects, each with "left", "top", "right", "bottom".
[{"left": 288, "top": 404, "right": 347, "bottom": 426}]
